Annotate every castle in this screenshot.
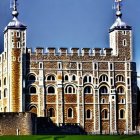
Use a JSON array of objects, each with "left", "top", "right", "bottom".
[{"left": 0, "top": 0, "right": 138, "bottom": 135}]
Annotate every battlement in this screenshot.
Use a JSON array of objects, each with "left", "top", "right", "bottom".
[
  {"left": 27, "top": 47, "right": 113, "bottom": 57},
  {"left": 0, "top": 112, "right": 36, "bottom": 118}
]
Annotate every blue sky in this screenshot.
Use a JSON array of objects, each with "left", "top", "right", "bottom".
[{"left": 0, "top": 0, "right": 140, "bottom": 75}]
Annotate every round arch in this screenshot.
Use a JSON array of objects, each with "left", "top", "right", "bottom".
[
  {"left": 83, "top": 84, "right": 94, "bottom": 94},
  {"left": 99, "top": 84, "right": 109, "bottom": 94},
  {"left": 27, "top": 72, "right": 37, "bottom": 80},
  {"left": 116, "top": 85, "right": 126, "bottom": 94},
  {"left": 28, "top": 105, "right": 38, "bottom": 115}
]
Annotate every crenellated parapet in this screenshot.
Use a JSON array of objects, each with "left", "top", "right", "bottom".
[
  {"left": 27, "top": 47, "right": 114, "bottom": 57},
  {"left": 25, "top": 47, "right": 130, "bottom": 61}
]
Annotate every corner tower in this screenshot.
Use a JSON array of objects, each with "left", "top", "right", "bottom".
[
  {"left": 4, "top": 0, "right": 27, "bottom": 112},
  {"left": 109, "top": 0, "right": 132, "bottom": 60}
]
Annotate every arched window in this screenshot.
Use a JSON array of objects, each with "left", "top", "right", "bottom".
[
  {"left": 29, "top": 86, "right": 36, "bottom": 94},
  {"left": 86, "top": 109, "right": 91, "bottom": 119},
  {"left": 121, "top": 98, "right": 125, "bottom": 104},
  {"left": 120, "top": 109, "right": 125, "bottom": 119},
  {"left": 68, "top": 87, "right": 72, "bottom": 93},
  {"left": 101, "top": 98, "right": 106, "bottom": 103},
  {"left": 65, "top": 86, "right": 75, "bottom": 94},
  {"left": 4, "top": 77, "right": 6, "bottom": 85},
  {"left": 72, "top": 75, "right": 76, "bottom": 81},
  {"left": 116, "top": 75, "right": 124, "bottom": 82},
  {"left": 83, "top": 76, "right": 92, "bottom": 83},
  {"left": 28, "top": 74, "right": 36, "bottom": 81},
  {"left": 4, "top": 89, "right": 7, "bottom": 97},
  {"left": 48, "top": 87, "right": 55, "bottom": 94},
  {"left": 29, "top": 106, "right": 37, "bottom": 114},
  {"left": 84, "top": 86, "right": 92, "bottom": 94},
  {"left": 68, "top": 108, "right": 73, "bottom": 118},
  {"left": 65, "top": 75, "right": 68, "bottom": 81},
  {"left": 99, "top": 75, "right": 108, "bottom": 83},
  {"left": 83, "top": 76, "right": 87, "bottom": 83},
  {"left": 117, "top": 86, "right": 124, "bottom": 94},
  {"left": 102, "top": 109, "right": 108, "bottom": 119},
  {"left": 48, "top": 108, "right": 55, "bottom": 117},
  {"left": 99, "top": 86, "right": 108, "bottom": 94},
  {"left": 47, "top": 75, "right": 55, "bottom": 81},
  {"left": 89, "top": 76, "right": 91, "bottom": 82}
]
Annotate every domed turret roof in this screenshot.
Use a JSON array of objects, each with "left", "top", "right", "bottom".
[
  {"left": 4, "top": 0, "right": 26, "bottom": 31},
  {"left": 5, "top": 17, "right": 26, "bottom": 31},
  {"left": 109, "top": 0, "right": 131, "bottom": 32},
  {"left": 110, "top": 14, "right": 127, "bottom": 30}
]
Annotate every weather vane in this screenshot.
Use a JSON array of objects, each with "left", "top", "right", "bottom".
[
  {"left": 113, "top": 0, "right": 123, "bottom": 11},
  {"left": 10, "top": 0, "right": 18, "bottom": 10},
  {"left": 10, "top": 0, "right": 19, "bottom": 17}
]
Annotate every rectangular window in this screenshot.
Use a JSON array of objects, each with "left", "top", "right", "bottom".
[
  {"left": 17, "top": 32, "right": 20, "bottom": 37},
  {"left": 58, "top": 62, "right": 62, "bottom": 69},
  {"left": 123, "top": 39, "right": 127, "bottom": 46},
  {"left": 77, "top": 63, "right": 82, "bottom": 70},
  {"left": 109, "top": 63, "right": 113, "bottom": 70},
  {"left": 17, "top": 42, "right": 20, "bottom": 48},
  {"left": 123, "top": 31, "right": 127, "bottom": 35},
  {"left": 127, "top": 78, "right": 130, "bottom": 85},
  {"left": 93, "top": 62, "right": 98, "bottom": 70},
  {"left": 39, "top": 62, "right": 43, "bottom": 69}
]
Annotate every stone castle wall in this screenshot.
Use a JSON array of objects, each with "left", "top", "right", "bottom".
[{"left": 0, "top": 112, "right": 36, "bottom": 135}]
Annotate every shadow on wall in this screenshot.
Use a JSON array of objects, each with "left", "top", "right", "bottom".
[
  {"left": 137, "top": 87, "right": 140, "bottom": 126},
  {"left": 37, "top": 117, "right": 86, "bottom": 135}
]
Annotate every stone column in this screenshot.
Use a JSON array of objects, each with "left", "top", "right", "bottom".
[
  {"left": 94, "top": 88, "right": 100, "bottom": 134},
  {"left": 56, "top": 71, "right": 64, "bottom": 125},
  {"left": 125, "top": 62, "right": 132, "bottom": 134},
  {"left": 110, "top": 89, "right": 117, "bottom": 134},
  {"left": 38, "top": 63, "right": 45, "bottom": 117}
]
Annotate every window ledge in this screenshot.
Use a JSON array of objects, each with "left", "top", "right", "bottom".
[{"left": 101, "top": 118, "right": 109, "bottom": 120}]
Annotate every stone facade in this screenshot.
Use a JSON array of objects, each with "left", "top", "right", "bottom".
[{"left": 0, "top": 0, "right": 138, "bottom": 135}]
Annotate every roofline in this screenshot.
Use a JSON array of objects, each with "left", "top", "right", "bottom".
[
  {"left": 4, "top": 26, "right": 27, "bottom": 33},
  {"left": 109, "top": 26, "right": 132, "bottom": 33}
]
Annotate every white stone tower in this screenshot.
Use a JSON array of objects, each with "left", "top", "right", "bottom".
[
  {"left": 109, "top": 0, "right": 132, "bottom": 60},
  {"left": 109, "top": 0, "right": 136, "bottom": 134},
  {"left": 4, "top": 0, "right": 27, "bottom": 112}
]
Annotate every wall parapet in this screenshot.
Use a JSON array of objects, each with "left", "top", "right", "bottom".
[{"left": 27, "top": 47, "right": 113, "bottom": 57}]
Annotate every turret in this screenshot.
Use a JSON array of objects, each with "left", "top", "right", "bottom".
[
  {"left": 4, "top": 0, "right": 27, "bottom": 112},
  {"left": 109, "top": 0, "right": 132, "bottom": 60}
]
